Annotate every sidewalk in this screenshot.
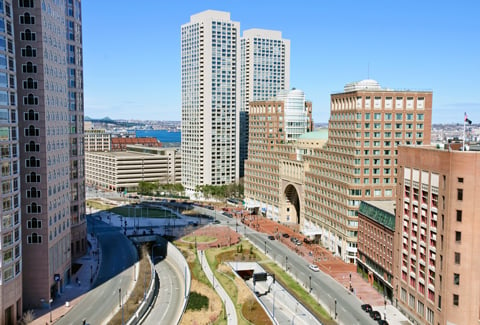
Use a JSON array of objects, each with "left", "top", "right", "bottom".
[
  {"left": 198, "top": 250, "right": 238, "bottom": 325},
  {"left": 31, "top": 234, "right": 101, "bottom": 325}
]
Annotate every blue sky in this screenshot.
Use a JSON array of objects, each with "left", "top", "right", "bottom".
[{"left": 83, "top": 1, "right": 480, "bottom": 124}]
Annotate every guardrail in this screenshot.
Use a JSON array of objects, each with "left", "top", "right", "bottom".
[
  {"left": 167, "top": 242, "right": 191, "bottom": 324},
  {"left": 127, "top": 240, "right": 191, "bottom": 325},
  {"left": 126, "top": 254, "right": 157, "bottom": 325}
]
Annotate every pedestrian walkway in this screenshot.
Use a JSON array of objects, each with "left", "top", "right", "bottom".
[
  {"left": 30, "top": 234, "right": 101, "bottom": 325},
  {"left": 198, "top": 250, "right": 238, "bottom": 325}
]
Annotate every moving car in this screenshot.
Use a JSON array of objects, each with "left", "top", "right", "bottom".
[
  {"left": 377, "top": 320, "right": 389, "bottom": 325},
  {"left": 267, "top": 235, "right": 275, "bottom": 240},
  {"left": 308, "top": 264, "right": 320, "bottom": 272},
  {"left": 369, "top": 310, "right": 381, "bottom": 321},
  {"left": 361, "top": 304, "right": 372, "bottom": 312}
]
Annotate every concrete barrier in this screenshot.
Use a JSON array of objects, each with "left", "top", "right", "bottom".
[
  {"left": 167, "top": 242, "right": 191, "bottom": 324},
  {"left": 126, "top": 256, "right": 157, "bottom": 325},
  {"left": 126, "top": 241, "right": 191, "bottom": 325}
]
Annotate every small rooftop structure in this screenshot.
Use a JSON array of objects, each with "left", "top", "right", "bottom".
[{"left": 344, "top": 79, "right": 381, "bottom": 92}]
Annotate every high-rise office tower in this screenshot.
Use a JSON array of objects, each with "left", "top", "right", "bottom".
[
  {"left": 65, "top": 0, "right": 86, "bottom": 262},
  {"left": 239, "top": 29, "right": 290, "bottom": 177},
  {"left": 14, "top": 0, "right": 86, "bottom": 307},
  {"left": 0, "top": 1, "right": 22, "bottom": 323},
  {"left": 393, "top": 145, "right": 480, "bottom": 325},
  {"left": 181, "top": 10, "right": 240, "bottom": 194},
  {"left": 303, "top": 80, "right": 432, "bottom": 263}
]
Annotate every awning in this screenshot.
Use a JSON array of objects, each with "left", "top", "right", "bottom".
[
  {"left": 244, "top": 202, "right": 260, "bottom": 209},
  {"left": 301, "top": 229, "right": 322, "bottom": 237}
]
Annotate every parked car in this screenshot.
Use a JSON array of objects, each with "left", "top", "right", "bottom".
[
  {"left": 369, "top": 310, "right": 381, "bottom": 321},
  {"left": 361, "top": 304, "right": 372, "bottom": 312},
  {"left": 267, "top": 235, "right": 275, "bottom": 240},
  {"left": 308, "top": 264, "right": 320, "bottom": 272},
  {"left": 377, "top": 320, "right": 389, "bottom": 325},
  {"left": 282, "top": 233, "right": 290, "bottom": 238}
]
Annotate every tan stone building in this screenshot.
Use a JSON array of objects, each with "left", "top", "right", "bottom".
[
  {"left": 244, "top": 89, "right": 313, "bottom": 222},
  {"left": 86, "top": 145, "right": 181, "bottom": 192},
  {"left": 84, "top": 129, "right": 111, "bottom": 152},
  {"left": 303, "top": 80, "right": 432, "bottom": 263},
  {"left": 393, "top": 145, "right": 480, "bottom": 325}
]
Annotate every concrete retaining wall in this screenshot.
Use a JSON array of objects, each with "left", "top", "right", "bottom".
[{"left": 167, "top": 242, "right": 191, "bottom": 324}]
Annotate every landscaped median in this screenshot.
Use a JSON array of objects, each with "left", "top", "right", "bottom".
[
  {"left": 259, "top": 260, "right": 336, "bottom": 325},
  {"left": 109, "top": 246, "right": 153, "bottom": 324},
  {"left": 176, "top": 226, "right": 338, "bottom": 325},
  {"left": 204, "top": 242, "right": 272, "bottom": 325},
  {"left": 176, "top": 241, "right": 227, "bottom": 325}
]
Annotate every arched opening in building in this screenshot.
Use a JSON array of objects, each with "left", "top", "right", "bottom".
[{"left": 284, "top": 184, "right": 300, "bottom": 224}]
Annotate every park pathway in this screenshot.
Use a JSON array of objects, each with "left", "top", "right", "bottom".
[{"left": 198, "top": 250, "right": 238, "bottom": 325}]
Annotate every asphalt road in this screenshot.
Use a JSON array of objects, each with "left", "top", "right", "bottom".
[
  {"left": 56, "top": 216, "right": 138, "bottom": 325},
  {"left": 245, "top": 230, "right": 377, "bottom": 325},
  {"left": 142, "top": 255, "right": 185, "bottom": 325}
]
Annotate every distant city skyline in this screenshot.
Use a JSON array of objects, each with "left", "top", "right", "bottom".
[{"left": 83, "top": 1, "right": 480, "bottom": 124}]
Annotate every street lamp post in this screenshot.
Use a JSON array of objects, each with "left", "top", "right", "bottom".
[
  {"left": 349, "top": 272, "right": 352, "bottom": 291},
  {"left": 272, "top": 288, "right": 285, "bottom": 319},
  {"left": 291, "top": 312, "right": 306, "bottom": 325},
  {"left": 122, "top": 297, "right": 125, "bottom": 325},
  {"left": 264, "top": 241, "right": 267, "bottom": 254},
  {"left": 285, "top": 256, "right": 288, "bottom": 271},
  {"left": 334, "top": 298, "right": 337, "bottom": 319},
  {"left": 119, "top": 288, "right": 122, "bottom": 308},
  {"left": 384, "top": 296, "right": 387, "bottom": 321},
  {"left": 309, "top": 275, "right": 312, "bottom": 293},
  {"left": 144, "top": 271, "right": 147, "bottom": 300},
  {"left": 49, "top": 298, "right": 53, "bottom": 323}
]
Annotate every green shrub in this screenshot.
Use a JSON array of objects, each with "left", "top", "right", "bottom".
[{"left": 186, "top": 291, "right": 209, "bottom": 311}]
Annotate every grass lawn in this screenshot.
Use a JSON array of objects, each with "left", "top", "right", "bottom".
[
  {"left": 87, "top": 199, "right": 115, "bottom": 210},
  {"left": 205, "top": 242, "right": 272, "bottom": 325},
  {"left": 175, "top": 242, "right": 227, "bottom": 325},
  {"left": 110, "top": 206, "right": 179, "bottom": 219},
  {"left": 86, "top": 199, "right": 180, "bottom": 219},
  {"left": 183, "top": 235, "right": 217, "bottom": 243}
]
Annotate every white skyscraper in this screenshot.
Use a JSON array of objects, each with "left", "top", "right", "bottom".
[
  {"left": 239, "top": 29, "right": 290, "bottom": 176},
  {"left": 181, "top": 10, "right": 240, "bottom": 193}
]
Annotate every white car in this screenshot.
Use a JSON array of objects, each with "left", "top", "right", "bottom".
[{"left": 309, "top": 264, "right": 320, "bottom": 272}]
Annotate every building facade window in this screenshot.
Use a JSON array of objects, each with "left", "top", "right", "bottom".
[
  {"left": 453, "top": 273, "right": 460, "bottom": 285},
  {"left": 453, "top": 294, "right": 459, "bottom": 306},
  {"left": 454, "top": 252, "right": 461, "bottom": 264},
  {"left": 27, "top": 233, "right": 42, "bottom": 244},
  {"left": 455, "top": 231, "right": 461, "bottom": 242}
]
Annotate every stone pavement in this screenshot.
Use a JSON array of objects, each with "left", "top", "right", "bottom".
[
  {"left": 30, "top": 234, "right": 101, "bottom": 325},
  {"left": 182, "top": 225, "right": 241, "bottom": 250}
]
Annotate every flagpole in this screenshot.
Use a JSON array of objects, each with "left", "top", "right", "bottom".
[{"left": 463, "top": 116, "right": 466, "bottom": 151}]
